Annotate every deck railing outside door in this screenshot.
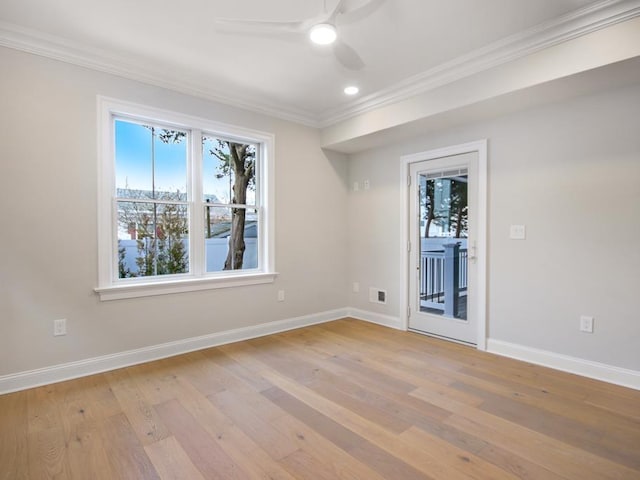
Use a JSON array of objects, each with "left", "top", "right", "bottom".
[{"left": 420, "top": 243, "right": 468, "bottom": 316}]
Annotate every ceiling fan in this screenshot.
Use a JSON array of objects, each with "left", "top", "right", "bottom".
[{"left": 214, "top": 0, "right": 385, "bottom": 70}]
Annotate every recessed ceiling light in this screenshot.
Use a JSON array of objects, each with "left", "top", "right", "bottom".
[
  {"left": 344, "top": 86, "right": 359, "bottom": 96},
  {"left": 309, "top": 23, "right": 337, "bottom": 45}
]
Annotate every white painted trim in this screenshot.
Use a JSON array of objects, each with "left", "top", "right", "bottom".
[
  {"left": 0, "top": 21, "right": 317, "bottom": 127},
  {"left": 399, "top": 160, "right": 410, "bottom": 331},
  {"left": 346, "top": 308, "right": 404, "bottom": 331},
  {"left": 0, "top": 309, "right": 349, "bottom": 395},
  {"left": 2, "top": 1, "right": 639, "bottom": 128},
  {"left": 4, "top": 309, "right": 637, "bottom": 394},
  {"left": 95, "top": 273, "right": 279, "bottom": 301},
  {"left": 400, "top": 140, "right": 488, "bottom": 350},
  {"left": 96, "top": 96, "right": 276, "bottom": 300},
  {"left": 487, "top": 339, "right": 640, "bottom": 391},
  {"left": 475, "top": 141, "right": 488, "bottom": 351}
]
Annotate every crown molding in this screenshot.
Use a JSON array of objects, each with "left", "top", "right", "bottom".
[
  {"left": 2, "top": 0, "right": 639, "bottom": 129},
  {"left": 0, "top": 20, "right": 320, "bottom": 127},
  {"left": 319, "top": 0, "right": 640, "bottom": 126}
]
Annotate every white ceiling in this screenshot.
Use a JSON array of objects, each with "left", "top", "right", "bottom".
[{"left": 0, "top": 0, "right": 631, "bottom": 126}]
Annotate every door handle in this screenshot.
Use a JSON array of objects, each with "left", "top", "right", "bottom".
[{"left": 468, "top": 241, "right": 477, "bottom": 261}]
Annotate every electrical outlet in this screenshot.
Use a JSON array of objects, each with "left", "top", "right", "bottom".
[
  {"left": 277, "top": 290, "right": 285, "bottom": 302},
  {"left": 53, "top": 318, "right": 67, "bottom": 336},
  {"left": 580, "top": 315, "right": 594, "bottom": 333},
  {"left": 363, "top": 179, "right": 370, "bottom": 190}
]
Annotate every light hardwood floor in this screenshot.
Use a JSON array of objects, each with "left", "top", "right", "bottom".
[{"left": 1, "top": 319, "right": 639, "bottom": 479}]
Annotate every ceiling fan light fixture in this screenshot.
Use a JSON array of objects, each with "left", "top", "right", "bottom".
[{"left": 309, "top": 23, "right": 337, "bottom": 45}]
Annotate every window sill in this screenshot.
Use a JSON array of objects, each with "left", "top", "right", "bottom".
[{"left": 95, "top": 272, "right": 278, "bottom": 301}]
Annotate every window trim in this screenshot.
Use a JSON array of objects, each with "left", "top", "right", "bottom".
[{"left": 95, "top": 96, "right": 276, "bottom": 301}]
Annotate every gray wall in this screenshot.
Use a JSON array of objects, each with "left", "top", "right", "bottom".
[
  {"left": 348, "top": 82, "right": 640, "bottom": 371},
  {"left": 0, "top": 47, "right": 349, "bottom": 376},
  {"left": 2, "top": 44, "right": 639, "bottom": 378}
]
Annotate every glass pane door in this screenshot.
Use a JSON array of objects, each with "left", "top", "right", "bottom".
[{"left": 418, "top": 168, "right": 468, "bottom": 320}]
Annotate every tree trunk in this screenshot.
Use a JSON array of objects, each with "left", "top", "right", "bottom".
[
  {"left": 223, "top": 143, "right": 251, "bottom": 270},
  {"left": 224, "top": 207, "right": 246, "bottom": 270},
  {"left": 424, "top": 185, "right": 435, "bottom": 238},
  {"left": 454, "top": 205, "right": 463, "bottom": 238}
]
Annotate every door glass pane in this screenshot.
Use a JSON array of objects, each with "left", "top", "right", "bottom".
[{"left": 419, "top": 171, "right": 468, "bottom": 320}]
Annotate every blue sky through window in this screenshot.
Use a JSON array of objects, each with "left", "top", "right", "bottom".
[
  {"left": 115, "top": 119, "right": 255, "bottom": 205},
  {"left": 203, "top": 136, "right": 233, "bottom": 204},
  {"left": 115, "top": 120, "right": 187, "bottom": 196}
]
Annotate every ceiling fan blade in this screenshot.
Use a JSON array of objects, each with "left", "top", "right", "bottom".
[
  {"left": 326, "top": 0, "right": 350, "bottom": 22},
  {"left": 338, "top": 0, "right": 386, "bottom": 23},
  {"left": 214, "top": 17, "right": 309, "bottom": 34},
  {"left": 333, "top": 40, "right": 365, "bottom": 70}
]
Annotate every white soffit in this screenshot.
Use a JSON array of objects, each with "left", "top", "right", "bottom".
[
  {"left": 320, "top": 15, "right": 640, "bottom": 150},
  {"left": 323, "top": 56, "right": 640, "bottom": 153},
  {"left": 319, "top": 0, "right": 640, "bottom": 126}
]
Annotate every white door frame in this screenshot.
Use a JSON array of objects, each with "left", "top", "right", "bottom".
[{"left": 400, "top": 140, "right": 488, "bottom": 350}]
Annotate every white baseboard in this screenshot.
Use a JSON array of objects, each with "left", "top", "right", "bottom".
[
  {"left": 346, "top": 308, "right": 404, "bottom": 330},
  {"left": 487, "top": 339, "right": 640, "bottom": 391},
  {"left": 0, "top": 308, "right": 349, "bottom": 395},
  {"left": 7, "top": 312, "right": 635, "bottom": 394}
]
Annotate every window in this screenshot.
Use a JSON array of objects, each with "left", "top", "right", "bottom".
[{"left": 96, "top": 97, "right": 275, "bottom": 300}]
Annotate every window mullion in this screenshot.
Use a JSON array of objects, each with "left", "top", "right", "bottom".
[
  {"left": 114, "top": 198, "right": 189, "bottom": 206},
  {"left": 190, "top": 128, "right": 204, "bottom": 277}
]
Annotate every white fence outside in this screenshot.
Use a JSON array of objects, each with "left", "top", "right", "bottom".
[
  {"left": 420, "top": 237, "right": 468, "bottom": 316},
  {"left": 118, "top": 238, "right": 257, "bottom": 274}
]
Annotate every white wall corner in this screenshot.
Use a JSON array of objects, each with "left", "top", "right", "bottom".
[
  {"left": 0, "top": 308, "right": 349, "bottom": 395},
  {"left": 347, "top": 307, "right": 404, "bottom": 331},
  {"left": 487, "top": 338, "right": 640, "bottom": 391}
]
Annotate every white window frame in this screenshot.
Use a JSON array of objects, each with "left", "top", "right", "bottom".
[{"left": 95, "top": 96, "right": 276, "bottom": 301}]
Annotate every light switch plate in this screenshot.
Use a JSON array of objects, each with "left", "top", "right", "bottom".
[{"left": 510, "top": 225, "right": 526, "bottom": 240}]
